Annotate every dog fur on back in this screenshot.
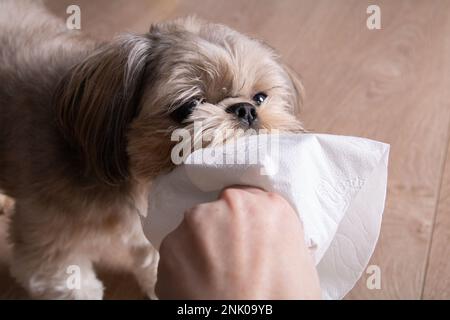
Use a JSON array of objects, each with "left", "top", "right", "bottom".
[{"left": 0, "top": 0, "right": 158, "bottom": 299}]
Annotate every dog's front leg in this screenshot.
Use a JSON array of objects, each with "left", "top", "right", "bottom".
[
  {"left": 9, "top": 201, "right": 104, "bottom": 300},
  {"left": 117, "top": 212, "right": 159, "bottom": 300}
]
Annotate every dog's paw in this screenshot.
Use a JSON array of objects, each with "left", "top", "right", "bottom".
[
  {"left": 27, "top": 274, "right": 104, "bottom": 300},
  {"left": 11, "top": 259, "right": 105, "bottom": 300},
  {"left": 69, "top": 277, "right": 104, "bottom": 300}
]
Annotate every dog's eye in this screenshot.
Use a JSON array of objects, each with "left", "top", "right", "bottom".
[
  {"left": 252, "top": 92, "right": 267, "bottom": 106},
  {"left": 170, "top": 98, "right": 204, "bottom": 123}
]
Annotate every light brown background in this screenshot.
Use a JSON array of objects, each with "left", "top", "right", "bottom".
[{"left": 0, "top": 0, "right": 449, "bottom": 299}]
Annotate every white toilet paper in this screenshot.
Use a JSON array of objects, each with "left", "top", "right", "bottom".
[{"left": 142, "top": 133, "right": 389, "bottom": 299}]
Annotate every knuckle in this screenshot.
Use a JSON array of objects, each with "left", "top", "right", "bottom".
[
  {"left": 219, "top": 188, "right": 246, "bottom": 207},
  {"left": 184, "top": 202, "right": 220, "bottom": 227},
  {"left": 184, "top": 205, "right": 203, "bottom": 224}
]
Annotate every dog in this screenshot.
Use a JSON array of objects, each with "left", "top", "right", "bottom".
[{"left": 0, "top": 0, "right": 304, "bottom": 299}]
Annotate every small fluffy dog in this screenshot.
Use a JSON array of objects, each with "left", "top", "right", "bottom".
[{"left": 0, "top": 0, "right": 304, "bottom": 299}]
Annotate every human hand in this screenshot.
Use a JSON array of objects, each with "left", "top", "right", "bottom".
[{"left": 155, "top": 186, "right": 321, "bottom": 299}]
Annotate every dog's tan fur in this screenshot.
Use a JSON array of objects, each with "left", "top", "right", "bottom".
[{"left": 0, "top": 0, "right": 304, "bottom": 299}]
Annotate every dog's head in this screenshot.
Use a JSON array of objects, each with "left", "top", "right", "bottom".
[{"left": 55, "top": 17, "right": 304, "bottom": 186}]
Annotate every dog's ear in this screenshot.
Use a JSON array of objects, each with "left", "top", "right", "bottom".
[
  {"left": 54, "top": 35, "right": 152, "bottom": 186},
  {"left": 283, "top": 64, "right": 305, "bottom": 117}
]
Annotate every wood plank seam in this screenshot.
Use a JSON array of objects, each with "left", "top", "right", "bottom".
[{"left": 420, "top": 119, "right": 450, "bottom": 299}]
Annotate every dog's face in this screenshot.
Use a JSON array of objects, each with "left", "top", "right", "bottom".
[{"left": 55, "top": 17, "right": 304, "bottom": 186}]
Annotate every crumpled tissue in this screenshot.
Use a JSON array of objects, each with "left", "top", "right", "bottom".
[{"left": 141, "top": 133, "right": 389, "bottom": 299}]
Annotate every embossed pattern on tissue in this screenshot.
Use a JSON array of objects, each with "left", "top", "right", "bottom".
[{"left": 317, "top": 178, "right": 365, "bottom": 213}]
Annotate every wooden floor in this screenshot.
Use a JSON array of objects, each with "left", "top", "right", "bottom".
[{"left": 1, "top": 0, "right": 449, "bottom": 299}]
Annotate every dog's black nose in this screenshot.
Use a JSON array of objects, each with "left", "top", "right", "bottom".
[{"left": 226, "top": 103, "right": 258, "bottom": 126}]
